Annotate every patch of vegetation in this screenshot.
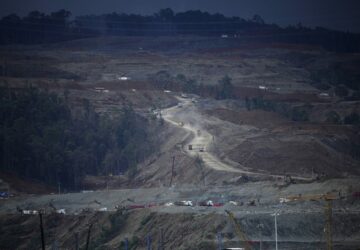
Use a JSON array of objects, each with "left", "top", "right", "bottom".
[
  {"left": 290, "top": 105, "right": 311, "bottom": 121},
  {"left": 129, "top": 236, "right": 140, "bottom": 250},
  {"left": 346, "top": 91, "right": 360, "bottom": 101},
  {"left": 92, "top": 211, "right": 129, "bottom": 249},
  {"left": 310, "top": 63, "right": 360, "bottom": 93},
  {"left": 334, "top": 85, "right": 349, "bottom": 97},
  {"left": 350, "top": 141, "right": 360, "bottom": 160},
  {"left": 245, "top": 96, "right": 277, "bottom": 112},
  {"left": 0, "top": 86, "right": 159, "bottom": 189},
  {"left": 215, "top": 76, "right": 235, "bottom": 100},
  {"left": 344, "top": 112, "right": 360, "bottom": 125},
  {"left": 139, "top": 212, "right": 156, "bottom": 228},
  {"left": 245, "top": 96, "right": 312, "bottom": 122},
  {"left": 27, "top": 236, "right": 41, "bottom": 250},
  {"left": 312, "top": 82, "right": 331, "bottom": 91},
  {"left": 150, "top": 72, "right": 236, "bottom": 100},
  {"left": 197, "top": 241, "right": 216, "bottom": 250},
  {"left": 119, "top": 236, "right": 140, "bottom": 250},
  {"left": 325, "top": 111, "right": 341, "bottom": 124}
]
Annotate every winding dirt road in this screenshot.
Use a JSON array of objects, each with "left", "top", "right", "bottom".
[
  {"left": 162, "top": 96, "right": 313, "bottom": 181},
  {"left": 162, "top": 97, "right": 250, "bottom": 173}
]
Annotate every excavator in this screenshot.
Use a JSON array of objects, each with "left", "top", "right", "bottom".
[
  {"left": 225, "top": 210, "right": 252, "bottom": 250},
  {"left": 283, "top": 193, "right": 337, "bottom": 250},
  {"left": 226, "top": 192, "right": 337, "bottom": 250}
]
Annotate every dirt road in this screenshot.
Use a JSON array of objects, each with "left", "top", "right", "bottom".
[
  {"left": 1, "top": 178, "right": 358, "bottom": 215},
  {"left": 162, "top": 97, "right": 243, "bottom": 173},
  {"left": 162, "top": 96, "right": 313, "bottom": 180}
]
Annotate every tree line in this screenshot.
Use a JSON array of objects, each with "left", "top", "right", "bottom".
[
  {"left": 0, "top": 86, "right": 158, "bottom": 190},
  {"left": 150, "top": 71, "right": 360, "bottom": 125},
  {"left": 309, "top": 62, "right": 360, "bottom": 99},
  {"left": 149, "top": 71, "right": 236, "bottom": 100},
  {"left": 0, "top": 8, "right": 359, "bottom": 52}
]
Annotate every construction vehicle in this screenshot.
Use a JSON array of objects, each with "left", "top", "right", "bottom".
[
  {"left": 198, "top": 200, "right": 214, "bottom": 206},
  {"left": 283, "top": 193, "right": 337, "bottom": 250},
  {"left": 284, "top": 193, "right": 337, "bottom": 202},
  {"left": 188, "top": 144, "right": 205, "bottom": 152},
  {"left": 225, "top": 210, "right": 252, "bottom": 250},
  {"left": 284, "top": 174, "right": 295, "bottom": 184},
  {"left": 174, "top": 200, "right": 193, "bottom": 206}
]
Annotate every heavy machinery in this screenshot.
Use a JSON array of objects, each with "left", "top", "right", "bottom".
[
  {"left": 283, "top": 193, "right": 337, "bottom": 250},
  {"left": 284, "top": 193, "right": 337, "bottom": 202},
  {"left": 225, "top": 210, "right": 252, "bottom": 250}
]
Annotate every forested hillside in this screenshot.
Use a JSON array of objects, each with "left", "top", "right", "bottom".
[
  {"left": 0, "top": 87, "right": 158, "bottom": 189},
  {"left": 0, "top": 8, "right": 359, "bottom": 52}
]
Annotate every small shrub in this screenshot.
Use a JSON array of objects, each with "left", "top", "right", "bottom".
[
  {"left": 291, "top": 106, "right": 310, "bottom": 121},
  {"left": 325, "top": 111, "right": 341, "bottom": 124}
]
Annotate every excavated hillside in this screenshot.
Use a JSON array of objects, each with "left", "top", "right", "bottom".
[
  {"left": 0, "top": 208, "right": 359, "bottom": 250},
  {"left": 1, "top": 36, "right": 360, "bottom": 250}
]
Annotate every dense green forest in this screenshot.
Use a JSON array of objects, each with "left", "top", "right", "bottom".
[
  {"left": 0, "top": 87, "right": 158, "bottom": 189},
  {"left": 0, "top": 8, "right": 359, "bottom": 52}
]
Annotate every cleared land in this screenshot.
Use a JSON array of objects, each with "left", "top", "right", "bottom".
[{"left": 0, "top": 36, "right": 359, "bottom": 249}]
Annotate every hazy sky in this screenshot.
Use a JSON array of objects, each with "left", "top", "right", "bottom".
[{"left": 1, "top": 0, "right": 360, "bottom": 32}]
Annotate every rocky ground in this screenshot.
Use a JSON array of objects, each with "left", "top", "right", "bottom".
[{"left": 0, "top": 36, "right": 359, "bottom": 249}]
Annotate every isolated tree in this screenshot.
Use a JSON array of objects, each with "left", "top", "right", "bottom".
[
  {"left": 184, "top": 78, "right": 197, "bottom": 93},
  {"left": 245, "top": 96, "right": 251, "bottom": 110},
  {"left": 252, "top": 14, "right": 265, "bottom": 25},
  {"left": 50, "top": 9, "right": 71, "bottom": 24},
  {"left": 216, "top": 75, "right": 234, "bottom": 99},
  {"left": 157, "top": 8, "right": 174, "bottom": 21},
  {"left": 291, "top": 106, "right": 310, "bottom": 121},
  {"left": 26, "top": 10, "right": 45, "bottom": 20}
]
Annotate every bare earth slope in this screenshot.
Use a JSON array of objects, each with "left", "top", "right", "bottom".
[{"left": 1, "top": 37, "right": 360, "bottom": 249}]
